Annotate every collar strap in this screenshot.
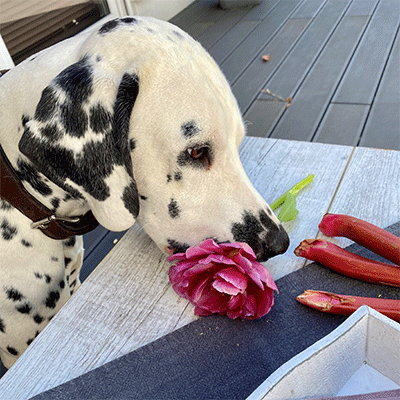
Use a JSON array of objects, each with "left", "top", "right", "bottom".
[{"left": 0, "top": 144, "right": 99, "bottom": 240}]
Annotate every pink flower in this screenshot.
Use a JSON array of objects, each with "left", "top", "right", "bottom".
[{"left": 167, "top": 239, "right": 278, "bottom": 320}]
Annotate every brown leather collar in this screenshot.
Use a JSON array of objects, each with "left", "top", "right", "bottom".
[{"left": 0, "top": 144, "right": 99, "bottom": 240}]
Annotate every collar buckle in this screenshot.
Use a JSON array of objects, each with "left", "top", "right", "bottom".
[{"left": 31, "top": 215, "right": 80, "bottom": 230}]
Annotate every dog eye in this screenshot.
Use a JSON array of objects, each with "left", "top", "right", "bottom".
[{"left": 188, "top": 147, "right": 207, "bottom": 159}]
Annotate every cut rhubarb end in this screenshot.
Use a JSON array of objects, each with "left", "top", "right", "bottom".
[
  {"left": 296, "top": 290, "right": 356, "bottom": 312},
  {"left": 297, "top": 290, "right": 400, "bottom": 322},
  {"left": 294, "top": 239, "right": 328, "bottom": 257}
]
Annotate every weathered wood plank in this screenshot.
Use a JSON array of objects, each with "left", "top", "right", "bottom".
[
  {"left": 219, "top": 0, "right": 303, "bottom": 83},
  {"left": 333, "top": 0, "right": 400, "bottom": 105},
  {"left": 312, "top": 103, "right": 369, "bottom": 146},
  {"left": 360, "top": 28, "right": 400, "bottom": 150},
  {"left": 270, "top": 15, "right": 369, "bottom": 141},
  {"left": 319, "top": 146, "right": 400, "bottom": 249}
]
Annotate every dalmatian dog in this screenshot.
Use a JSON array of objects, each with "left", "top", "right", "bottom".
[{"left": 0, "top": 16, "right": 289, "bottom": 369}]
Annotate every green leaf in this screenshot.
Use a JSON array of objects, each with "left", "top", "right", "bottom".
[
  {"left": 270, "top": 174, "right": 314, "bottom": 222},
  {"left": 278, "top": 191, "right": 299, "bottom": 222}
]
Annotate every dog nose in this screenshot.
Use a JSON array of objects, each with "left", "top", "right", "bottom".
[{"left": 257, "top": 226, "right": 290, "bottom": 262}]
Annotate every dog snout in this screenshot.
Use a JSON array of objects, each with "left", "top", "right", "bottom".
[
  {"left": 257, "top": 225, "right": 290, "bottom": 262},
  {"left": 231, "top": 210, "right": 290, "bottom": 262}
]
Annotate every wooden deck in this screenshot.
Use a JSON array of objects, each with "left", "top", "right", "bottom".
[
  {"left": 172, "top": 0, "right": 399, "bottom": 149},
  {"left": 80, "top": 0, "right": 400, "bottom": 283}
]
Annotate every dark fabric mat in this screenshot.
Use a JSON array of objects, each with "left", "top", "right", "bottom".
[{"left": 32, "top": 222, "right": 400, "bottom": 400}]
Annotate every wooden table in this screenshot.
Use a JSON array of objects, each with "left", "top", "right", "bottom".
[{"left": 1, "top": 137, "right": 399, "bottom": 399}]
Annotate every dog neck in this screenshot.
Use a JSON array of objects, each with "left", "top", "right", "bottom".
[{"left": 0, "top": 144, "right": 98, "bottom": 239}]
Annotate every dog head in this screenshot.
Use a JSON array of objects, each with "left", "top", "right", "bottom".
[{"left": 19, "top": 17, "right": 289, "bottom": 261}]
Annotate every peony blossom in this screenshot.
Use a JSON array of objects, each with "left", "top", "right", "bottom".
[{"left": 167, "top": 239, "right": 278, "bottom": 320}]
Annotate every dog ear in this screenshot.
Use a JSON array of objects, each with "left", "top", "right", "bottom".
[{"left": 19, "top": 57, "right": 140, "bottom": 231}]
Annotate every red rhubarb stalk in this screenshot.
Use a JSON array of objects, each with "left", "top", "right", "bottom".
[
  {"left": 296, "top": 290, "right": 400, "bottom": 322},
  {"left": 319, "top": 214, "right": 400, "bottom": 265},
  {"left": 294, "top": 239, "right": 400, "bottom": 287}
]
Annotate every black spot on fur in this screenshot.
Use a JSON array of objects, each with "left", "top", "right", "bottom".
[
  {"left": 21, "top": 114, "right": 30, "bottom": 126},
  {"left": 89, "top": 104, "right": 112, "bottom": 133},
  {"left": 232, "top": 212, "right": 264, "bottom": 254},
  {"left": 44, "top": 274, "right": 52, "bottom": 284},
  {"left": 168, "top": 199, "right": 180, "bottom": 219},
  {"left": 16, "top": 158, "right": 52, "bottom": 196},
  {"left": 16, "top": 303, "right": 32, "bottom": 314},
  {"left": 112, "top": 73, "right": 139, "bottom": 174},
  {"left": 59, "top": 280, "right": 65, "bottom": 289},
  {"left": 21, "top": 239, "right": 32, "bottom": 247},
  {"left": 64, "top": 257, "right": 72, "bottom": 266},
  {"left": 98, "top": 19, "right": 120, "bottom": 35},
  {"left": 0, "top": 199, "right": 12, "bottom": 211},
  {"left": 6, "top": 346, "right": 18, "bottom": 356},
  {"left": 51, "top": 197, "right": 60, "bottom": 211},
  {"left": 181, "top": 121, "right": 200, "bottom": 138},
  {"left": 20, "top": 129, "right": 112, "bottom": 201},
  {"left": 122, "top": 182, "right": 139, "bottom": 218},
  {"left": 64, "top": 236, "right": 76, "bottom": 247},
  {"left": 121, "top": 17, "right": 137, "bottom": 24},
  {"left": 5, "top": 288, "right": 24, "bottom": 302},
  {"left": 0, "top": 317, "right": 5, "bottom": 333},
  {"left": 55, "top": 57, "right": 93, "bottom": 138},
  {"left": 1, "top": 219, "right": 17, "bottom": 240},
  {"left": 44, "top": 291, "right": 60, "bottom": 309},
  {"left": 173, "top": 30, "right": 184, "bottom": 39},
  {"left": 167, "top": 239, "right": 189, "bottom": 254},
  {"left": 167, "top": 174, "right": 172, "bottom": 183},
  {"left": 174, "top": 172, "right": 182, "bottom": 181},
  {"left": 55, "top": 57, "right": 92, "bottom": 105},
  {"left": 98, "top": 17, "right": 137, "bottom": 35},
  {"left": 34, "top": 272, "right": 43, "bottom": 279},
  {"left": 128, "top": 138, "right": 136, "bottom": 151},
  {"left": 60, "top": 102, "right": 88, "bottom": 138},
  {"left": 70, "top": 279, "right": 77, "bottom": 288},
  {"left": 96, "top": 55, "right": 102, "bottom": 62},
  {"left": 51, "top": 257, "right": 59, "bottom": 262},
  {"left": 140, "top": 195, "right": 147, "bottom": 200},
  {"left": 40, "top": 123, "right": 62, "bottom": 142},
  {"left": 34, "top": 87, "right": 58, "bottom": 122},
  {"left": 33, "top": 314, "right": 44, "bottom": 324}
]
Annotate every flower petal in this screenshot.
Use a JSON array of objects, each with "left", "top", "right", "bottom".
[
  {"left": 215, "top": 267, "right": 248, "bottom": 291},
  {"left": 212, "top": 278, "right": 242, "bottom": 295}
]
